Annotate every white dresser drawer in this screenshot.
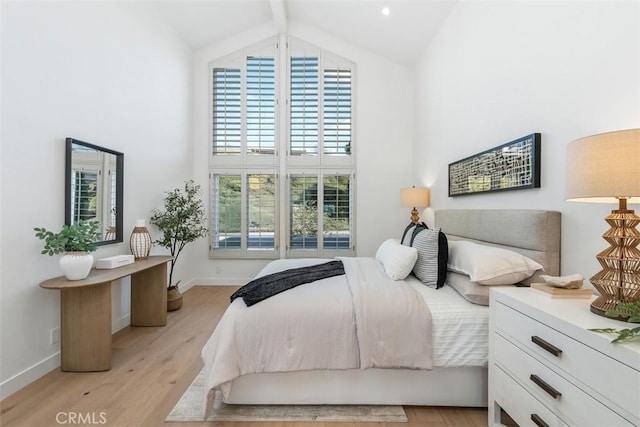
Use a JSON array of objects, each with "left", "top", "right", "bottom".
[
  {"left": 493, "top": 365, "right": 568, "bottom": 427},
  {"left": 494, "top": 333, "right": 633, "bottom": 427},
  {"left": 494, "top": 300, "right": 639, "bottom": 418}
]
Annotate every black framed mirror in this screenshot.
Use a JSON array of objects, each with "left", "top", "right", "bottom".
[{"left": 65, "top": 138, "right": 124, "bottom": 246}]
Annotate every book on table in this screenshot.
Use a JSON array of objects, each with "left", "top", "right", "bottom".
[{"left": 530, "top": 283, "right": 593, "bottom": 298}]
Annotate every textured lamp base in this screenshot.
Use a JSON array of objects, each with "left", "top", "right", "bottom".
[
  {"left": 589, "top": 208, "right": 640, "bottom": 318},
  {"left": 409, "top": 208, "right": 421, "bottom": 224}
]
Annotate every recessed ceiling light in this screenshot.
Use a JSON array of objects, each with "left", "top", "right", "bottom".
[{"left": 381, "top": 7, "right": 390, "bottom": 16}]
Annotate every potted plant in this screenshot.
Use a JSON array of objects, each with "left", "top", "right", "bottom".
[
  {"left": 150, "top": 180, "right": 208, "bottom": 311},
  {"left": 590, "top": 301, "right": 640, "bottom": 343},
  {"left": 34, "top": 220, "right": 101, "bottom": 280}
]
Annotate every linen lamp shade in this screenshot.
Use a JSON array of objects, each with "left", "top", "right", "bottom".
[
  {"left": 401, "top": 187, "right": 430, "bottom": 224},
  {"left": 566, "top": 129, "right": 640, "bottom": 205}
]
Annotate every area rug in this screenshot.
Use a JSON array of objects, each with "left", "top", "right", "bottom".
[{"left": 165, "top": 369, "right": 408, "bottom": 422}]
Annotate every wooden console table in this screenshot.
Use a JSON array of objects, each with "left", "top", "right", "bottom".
[{"left": 40, "top": 255, "right": 173, "bottom": 372}]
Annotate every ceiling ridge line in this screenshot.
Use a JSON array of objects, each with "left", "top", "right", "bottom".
[{"left": 270, "top": 0, "right": 288, "bottom": 34}]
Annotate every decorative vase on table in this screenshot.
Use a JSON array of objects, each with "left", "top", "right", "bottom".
[
  {"left": 59, "top": 252, "right": 94, "bottom": 280},
  {"left": 130, "top": 219, "right": 152, "bottom": 260}
]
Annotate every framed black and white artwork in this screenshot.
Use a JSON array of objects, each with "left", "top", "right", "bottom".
[{"left": 448, "top": 133, "right": 541, "bottom": 197}]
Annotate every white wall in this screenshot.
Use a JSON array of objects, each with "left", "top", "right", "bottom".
[
  {"left": 0, "top": 1, "right": 192, "bottom": 398},
  {"left": 414, "top": 1, "right": 639, "bottom": 282},
  {"left": 7, "top": 0, "right": 634, "bottom": 402},
  {"left": 185, "top": 20, "right": 415, "bottom": 284}
]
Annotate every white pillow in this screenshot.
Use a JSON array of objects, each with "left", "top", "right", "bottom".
[
  {"left": 447, "top": 240, "right": 543, "bottom": 285},
  {"left": 375, "top": 239, "right": 418, "bottom": 280}
]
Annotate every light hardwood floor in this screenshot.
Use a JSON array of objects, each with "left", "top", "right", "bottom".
[{"left": 0, "top": 286, "right": 488, "bottom": 427}]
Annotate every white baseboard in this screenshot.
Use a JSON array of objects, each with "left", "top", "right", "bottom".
[
  {"left": 2, "top": 313, "right": 132, "bottom": 401},
  {"left": 113, "top": 313, "right": 130, "bottom": 333},
  {"left": 0, "top": 283, "right": 237, "bottom": 400},
  {"left": 0, "top": 352, "right": 60, "bottom": 400},
  {"left": 180, "top": 278, "right": 248, "bottom": 290}
]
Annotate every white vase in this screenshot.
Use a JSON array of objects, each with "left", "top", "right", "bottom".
[{"left": 59, "top": 252, "right": 94, "bottom": 280}]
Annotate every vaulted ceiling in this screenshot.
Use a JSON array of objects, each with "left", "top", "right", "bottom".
[{"left": 152, "top": 0, "right": 457, "bottom": 66}]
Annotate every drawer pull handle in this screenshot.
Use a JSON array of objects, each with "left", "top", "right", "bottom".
[
  {"left": 531, "top": 413, "right": 550, "bottom": 427},
  {"left": 531, "top": 336, "right": 562, "bottom": 357},
  {"left": 530, "top": 374, "right": 562, "bottom": 399}
]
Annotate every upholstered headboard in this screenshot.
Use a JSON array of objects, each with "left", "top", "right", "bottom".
[{"left": 434, "top": 209, "right": 561, "bottom": 277}]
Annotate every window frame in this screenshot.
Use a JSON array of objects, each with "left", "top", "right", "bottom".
[
  {"left": 208, "top": 39, "right": 279, "bottom": 168},
  {"left": 70, "top": 167, "right": 101, "bottom": 224},
  {"left": 286, "top": 169, "right": 356, "bottom": 258},
  {"left": 208, "top": 35, "right": 356, "bottom": 260},
  {"left": 210, "top": 169, "right": 279, "bottom": 259},
  {"left": 285, "top": 38, "right": 355, "bottom": 169},
  {"left": 70, "top": 150, "right": 116, "bottom": 228}
]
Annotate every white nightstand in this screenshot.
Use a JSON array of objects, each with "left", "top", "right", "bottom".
[{"left": 489, "top": 287, "right": 640, "bottom": 427}]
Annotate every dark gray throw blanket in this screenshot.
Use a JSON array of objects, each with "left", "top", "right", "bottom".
[{"left": 230, "top": 260, "right": 345, "bottom": 307}]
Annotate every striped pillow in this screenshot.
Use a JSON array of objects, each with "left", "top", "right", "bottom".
[
  {"left": 410, "top": 226, "right": 441, "bottom": 288},
  {"left": 401, "top": 223, "right": 417, "bottom": 246}
]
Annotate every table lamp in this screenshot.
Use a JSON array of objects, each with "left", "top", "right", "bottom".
[
  {"left": 565, "top": 128, "right": 640, "bottom": 318},
  {"left": 401, "top": 187, "right": 430, "bottom": 224}
]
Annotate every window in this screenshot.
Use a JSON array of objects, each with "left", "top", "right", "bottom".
[
  {"left": 247, "top": 173, "right": 277, "bottom": 249},
  {"left": 211, "top": 174, "right": 241, "bottom": 249},
  {"left": 290, "top": 175, "right": 318, "bottom": 249},
  {"left": 322, "top": 174, "right": 351, "bottom": 249},
  {"left": 288, "top": 172, "right": 353, "bottom": 256},
  {"left": 246, "top": 57, "right": 276, "bottom": 155},
  {"left": 211, "top": 171, "right": 277, "bottom": 258},
  {"left": 69, "top": 145, "right": 116, "bottom": 227},
  {"left": 323, "top": 68, "right": 352, "bottom": 155},
  {"left": 290, "top": 56, "right": 318, "bottom": 156},
  {"left": 212, "top": 68, "right": 241, "bottom": 155},
  {"left": 209, "top": 36, "right": 355, "bottom": 259},
  {"left": 71, "top": 170, "right": 99, "bottom": 223}
]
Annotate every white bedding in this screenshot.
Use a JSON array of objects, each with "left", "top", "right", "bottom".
[
  {"left": 201, "top": 258, "right": 489, "bottom": 413},
  {"left": 254, "top": 258, "right": 489, "bottom": 368},
  {"left": 201, "top": 257, "right": 436, "bottom": 413},
  {"left": 406, "top": 276, "right": 489, "bottom": 367}
]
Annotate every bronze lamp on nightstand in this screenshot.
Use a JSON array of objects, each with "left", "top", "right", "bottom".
[{"left": 565, "top": 128, "right": 640, "bottom": 318}]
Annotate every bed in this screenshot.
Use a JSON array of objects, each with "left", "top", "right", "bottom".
[{"left": 201, "top": 209, "right": 561, "bottom": 411}]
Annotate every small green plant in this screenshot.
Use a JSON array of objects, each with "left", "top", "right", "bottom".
[
  {"left": 34, "top": 220, "right": 101, "bottom": 255},
  {"left": 150, "top": 180, "right": 208, "bottom": 289},
  {"left": 589, "top": 301, "right": 640, "bottom": 343},
  {"left": 605, "top": 301, "right": 640, "bottom": 323}
]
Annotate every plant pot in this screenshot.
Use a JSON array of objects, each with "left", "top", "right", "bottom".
[
  {"left": 167, "top": 286, "right": 183, "bottom": 311},
  {"left": 59, "top": 252, "right": 94, "bottom": 280}
]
